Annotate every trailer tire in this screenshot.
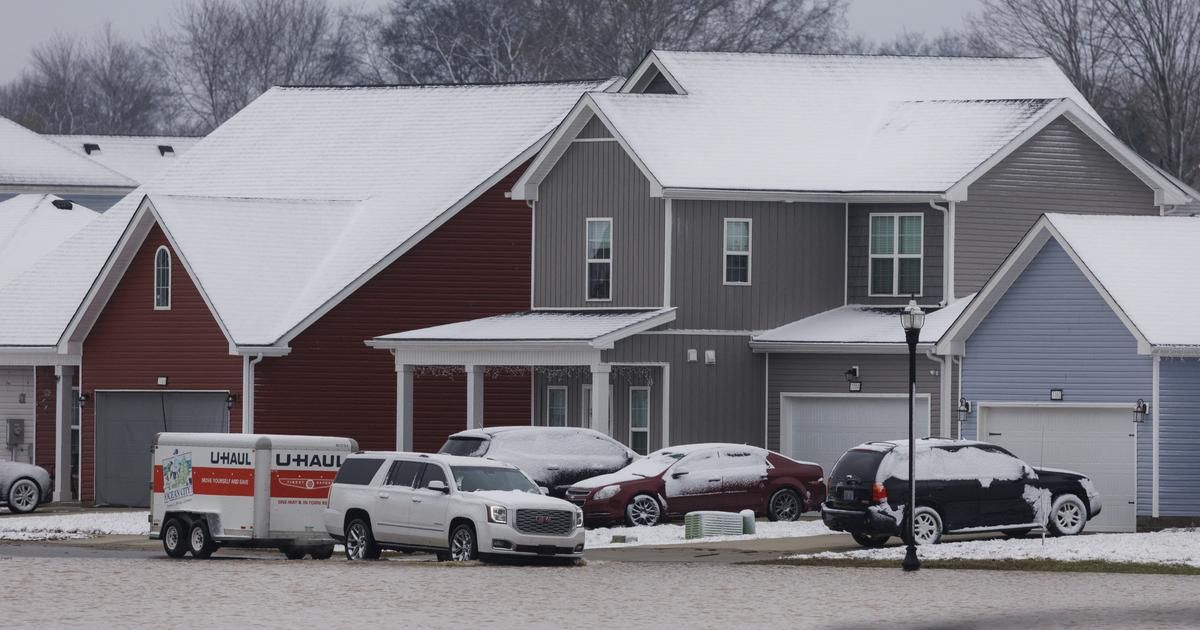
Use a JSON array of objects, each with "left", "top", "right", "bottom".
[
  {"left": 188, "top": 521, "right": 218, "bottom": 559},
  {"left": 162, "top": 518, "right": 188, "bottom": 558},
  {"left": 310, "top": 545, "right": 335, "bottom": 560},
  {"left": 282, "top": 546, "right": 307, "bottom": 560}
]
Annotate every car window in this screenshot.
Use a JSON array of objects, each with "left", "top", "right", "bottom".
[
  {"left": 386, "top": 460, "right": 422, "bottom": 487},
  {"left": 830, "top": 449, "right": 885, "bottom": 482},
  {"left": 334, "top": 458, "right": 385, "bottom": 485},
  {"left": 677, "top": 449, "right": 722, "bottom": 473},
  {"left": 719, "top": 448, "right": 769, "bottom": 483},
  {"left": 417, "top": 463, "right": 448, "bottom": 489},
  {"left": 439, "top": 436, "right": 489, "bottom": 457},
  {"left": 451, "top": 466, "right": 540, "bottom": 494}
]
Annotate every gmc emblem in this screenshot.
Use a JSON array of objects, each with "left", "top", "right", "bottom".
[{"left": 535, "top": 515, "right": 552, "bottom": 525}]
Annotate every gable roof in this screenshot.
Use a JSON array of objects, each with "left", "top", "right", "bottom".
[
  {"left": 514, "top": 51, "right": 1188, "bottom": 205},
  {"left": 0, "top": 80, "right": 612, "bottom": 354},
  {"left": 939, "top": 213, "right": 1200, "bottom": 355},
  {"left": 47, "top": 134, "right": 201, "bottom": 184},
  {"left": 0, "top": 117, "right": 137, "bottom": 191},
  {"left": 0, "top": 194, "right": 101, "bottom": 288}
]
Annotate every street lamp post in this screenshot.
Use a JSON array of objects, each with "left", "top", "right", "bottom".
[{"left": 900, "top": 299, "right": 925, "bottom": 572}]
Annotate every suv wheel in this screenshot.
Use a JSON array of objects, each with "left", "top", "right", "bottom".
[
  {"left": 1048, "top": 495, "right": 1087, "bottom": 537},
  {"left": 767, "top": 488, "right": 803, "bottom": 522},
  {"left": 344, "top": 517, "right": 382, "bottom": 560},
  {"left": 161, "top": 518, "right": 188, "bottom": 558},
  {"left": 188, "top": 521, "right": 218, "bottom": 559},
  {"left": 7, "top": 478, "right": 41, "bottom": 514},
  {"left": 447, "top": 523, "right": 478, "bottom": 562},
  {"left": 851, "top": 532, "right": 890, "bottom": 548},
  {"left": 908, "top": 507, "right": 943, "bottom": 546},
  {"left": 625, "top": 494, "right": 662, "bottom": 527}
]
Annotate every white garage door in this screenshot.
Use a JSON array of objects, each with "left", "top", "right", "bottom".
[
  {"left": 781, "top": 395, "right": 931, "bottom": 478},
  {"left": 981, "top": 405, "right": 1135, "bottom": 533}
]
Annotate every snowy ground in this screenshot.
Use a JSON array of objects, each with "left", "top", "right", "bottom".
[
  {"left": 790, "top": 529, "right": 1200, "bottom": 567},
  {"left": 0, "top": 511, "right": 149, "bottom": 540},
  {"left": 586, "top": 518, "right": 831, "bottom": 548}
]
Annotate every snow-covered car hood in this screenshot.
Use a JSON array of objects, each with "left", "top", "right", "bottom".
[
  {"left": 0, "top": 462, "right": 51, "bottom": 489},
  {"left": 569, "top": 457, "right": 675, "bottom": 489},
  {"left": 464, "top": 490, "right": 579, "bottom": 510}
]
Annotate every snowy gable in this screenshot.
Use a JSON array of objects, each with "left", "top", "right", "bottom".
[{"left": 0, "top": 194, "right": 101, "bottom": 288}]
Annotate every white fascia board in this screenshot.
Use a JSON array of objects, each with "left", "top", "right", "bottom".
[
  {"left": 618, "top": 52, "right": 687, "bottom": 95},
  {"left": 1151, "top": 345, "right": 1200, "bottom": 357},
  {"left": 0, "top": 347, "right": 81, "bottom": 366},
  {"left": 590, "top": 308, "right": 677, "bottom": 349},
  {"left": 0, "top": 183, "right": 136, "bottom": 195},
  {"left": 663, "top": 188, "right": 946, "bottom": 204},
  {"left": 233, "top": 345, "right": 292, "bottom": 358},
  {"left": 366, "top": 339, "right": 595, "bottom": 353},
  {"left": 749, "top": 341, "right": 936, "bottom": 354}
]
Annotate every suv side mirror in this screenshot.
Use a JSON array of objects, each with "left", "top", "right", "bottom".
[
  {"left": 426, "top": 480, "right": 449, "bottom": 494},
  {"left": 538, "top": 486, "right": 550, "bottom": 495}
]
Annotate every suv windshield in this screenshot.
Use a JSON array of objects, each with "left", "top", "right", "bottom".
[
  {"left": 830, "top": 449, "right": 886, "bottom": 482},
  {"left": 439, "top": 437, "right": 489, "bottom": 457},
  {"left": 451, "top": 466, "right": 539, "bottom": 494}
]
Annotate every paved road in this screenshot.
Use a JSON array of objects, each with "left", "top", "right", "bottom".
[{"left": 2, "top": 549, "right": 1197, "bottom": 629}]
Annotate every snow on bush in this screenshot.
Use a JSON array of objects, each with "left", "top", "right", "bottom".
[
  {"left": 789, "top": 529, "right": 1200, "bottom": 567},
  {"left": 0, "top": 511, "right": 149, "bottom": 540},
  {"left": 587, "top": 519, "right": 831, "bottom": 549}
]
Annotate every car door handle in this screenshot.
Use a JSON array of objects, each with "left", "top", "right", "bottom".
[
  {"left": 411, "top": 497, "right": 423, "bottom": 503},
  {"left": 377, "top": 493, "right": 389, "bottom": 499},
  {"left": 708, "top": 478, "right": 721, "bottom": 483},
  {"left": 988, "top": 432, "right": 1002, "bottom": 436}
]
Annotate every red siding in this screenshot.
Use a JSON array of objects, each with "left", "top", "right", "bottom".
[
  {"left": 34, "top": 366, "right": 56, "bottom": 474},
  {"left": 254, "top": 170, "right": 533, "bottom": 453},
  {"left": 81, "top": 225, "right": 242, "bottom": 502}
]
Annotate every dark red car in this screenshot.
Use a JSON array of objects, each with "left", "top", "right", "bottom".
[{"left": 565, "top": 443, "right": 826, "bottom": 526}]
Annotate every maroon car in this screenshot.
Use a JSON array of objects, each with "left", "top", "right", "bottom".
[{"left": 565, "top": 443, "right": 825, "bottom": 526}]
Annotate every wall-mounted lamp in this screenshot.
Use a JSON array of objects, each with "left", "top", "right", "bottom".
[
  {"left": 686, "top": 349, "right": 698, "bottom": 363},
  {"left": 1133, "top": 399, "right": 1149, "bottom": 424},
  {"left": 957, "top": 398, "right": 972, "bottom": 415},
  {"left": 1050, "top": 389, "right": 1064, "bottom": 401},
  {"left": 226, "top": 394, "right": 237, "bottom": 410},
  {"left": 844, "top": 366, "right": 860, "bottom": 381},
  {"left": 77, "top": 392, "right": 90, "bottom": 408},
  {"left": 845, "top": 366, "right": 861, "bottom": 392},
  {"left": 704, "top": 350, "right": 717, "bottom": 365}
]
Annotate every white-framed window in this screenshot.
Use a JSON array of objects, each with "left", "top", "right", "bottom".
[
  {"left": 153, "top": 245, "right": 172, "bottom": 309},
  {"left": 546, "top": 386, "right": 568, "bottom": 427},
  {"left": 723, "top": 218, "right": 751, "bottom": 285},
  {"left": 586, "top": 218, "right": 612, "bottom": 301},
  {"left": 868, "top": 213, "right": 923, "bottom": 296},
  {"left": 629, "top": 386, "right": 650, "bottom": 455}
]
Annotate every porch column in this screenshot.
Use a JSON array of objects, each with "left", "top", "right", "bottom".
[
  {"left": 53, "top": 365, "right": 75, "bottom": 502},
  {"left": 396, "top": 364, "right": 414, "bottom": 451},
  {"left": 466, "top": 365, "right": 484, "bottom": 430},
  {"left": 590, "top": 364, "right": 611, "bottom": 435}
]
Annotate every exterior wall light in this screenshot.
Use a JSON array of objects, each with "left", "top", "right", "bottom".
[
  {"left": 957, "top": 398, "right": 972, "bottom": 415},
  {"left": 77, "top": 392, "right": 90, "bottom": 408},
  {"left": 226, "top": 394, "right": 237, "bottom": 410},
  {"left": 1133, "top": 399, "right": 1149, "bottom": 424}
]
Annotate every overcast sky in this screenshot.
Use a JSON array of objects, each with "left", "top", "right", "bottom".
[{"left": 0, "top": 0, "right": 983, "bottom": 84}]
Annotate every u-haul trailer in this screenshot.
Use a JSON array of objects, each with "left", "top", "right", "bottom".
[{"left": 150, "top": 433, "right": 357, "bottom": 559}]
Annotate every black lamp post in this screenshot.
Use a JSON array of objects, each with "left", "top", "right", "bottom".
[{"left": 900, "top": 299, "right": 925, "bottom": 572}]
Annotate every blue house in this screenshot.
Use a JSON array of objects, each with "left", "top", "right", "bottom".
[{"left": 939, "top": 213, "right": 1200, "bottom": 532}]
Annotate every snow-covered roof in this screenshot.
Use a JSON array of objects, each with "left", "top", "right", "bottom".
[
  {"left": 751, "top": 295, "right": 974, "bottom": 350},
  {"left": 0, "top": 117, "right": 136, "bottom": 190},
  {"left": 0, "top": 194, "right": 101, "bottom": 288},
  {"left": 371, "top": 309, "right": 676, "bottom": 348},
  {"left": 47, "top": 135, "right": 201, "bottom": 184}
]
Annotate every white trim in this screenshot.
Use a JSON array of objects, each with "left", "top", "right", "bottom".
[
  {"left": 590, "top": 308, "right": 677, "bottom": 349},
  {"left": 0, "top": 184, "right": 134, "bottom": 195},
  {"left": 153, "top": 245, "right": 171, "bottom": 310},
  {"left": 545, "top": 386, "right": 568, "bottom": 427},
  {"left": 867, "top": 212, "right": 924, "bottom": 298},
  {"left": 585, "top": 217, "right": 613, "bottom": 302},
  {"left": 581, "top": 383, "right": 592, "bottom": 429},
  {"left": 619, "top": 52, "right": 687, "bottom": 95},
  {"left": 1152, "top": 354, "right": 1160, "bottom": 518},
  {"left": 778, "top": 392, "right": 933, "bottom": 458},
  {"left": 663, "top": 199, "right": 672, "bottom": 307},
  {"left": 571, "top": 137, "right": 618, "bottom": 143},
  {"left": 843, "top": 203, "right": 849, "bottom": 306},
  {"left": 722, "top": 218, "right": 752, "bottom": 286},
  {"left": 530, "top": 200, "right": 536, "bottom": 310},
  {"left": 629, "top": 385, "right": 651, "bottom": 455},
  {"left": 974, "top": 401, "right": 1132, "bottom": 409},
  {"left": 663, "top": 188, "right": 945, "bottom": 204},
  {"left": 750, "top": 341, "right": 936, "bottom": 354},
  {"left": 763, "top": 353, "right": 770, "bottom": 448},
  {"left": 641, "top": 329, "right": 760, "bottom": 336}
]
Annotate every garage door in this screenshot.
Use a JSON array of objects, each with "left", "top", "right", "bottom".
[
  {"left": 981, "top": 405, "right": 1135, "bottom": 533},
  {"left": 95, "top": 392, "right": 229, "bottom": 507},
  {"left": 781, "top": 395, "right": 931, "bottom": 478}
]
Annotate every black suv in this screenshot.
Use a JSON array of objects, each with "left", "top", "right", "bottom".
[{"left": 822, "top": 439, "right": 1101, "bottom": 547}]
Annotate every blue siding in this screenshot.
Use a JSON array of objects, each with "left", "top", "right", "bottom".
[
  {"left": 1157, "top": 358, "right": 1200, "bottom": 516},
  {"left": 962, "top": 239, "right": 1153, "bottom": 514}
]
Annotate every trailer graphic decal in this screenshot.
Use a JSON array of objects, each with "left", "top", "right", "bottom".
[
  {"left": 162, "top": 452, "right": 194, "bottom": 505},
  {"left": 271, "top": 470, "right": 338, "bottom": 500}
]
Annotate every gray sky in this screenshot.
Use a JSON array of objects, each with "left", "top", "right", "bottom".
[{"left": 0, "top": 0, "right": 984, "bottom": 85}]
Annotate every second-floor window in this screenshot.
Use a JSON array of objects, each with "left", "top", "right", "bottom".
[
  {"left": 724, "top": 218, "right": 751, "bottom": 284},
  {"left": 869, "top": 213, "right": 923, "bottom": 296},
  {"left": 586, "top": 218, "right": 612, "bottom": 301},
  {"left": 154, "top": 246, "right": 171, "bottom": 309}
]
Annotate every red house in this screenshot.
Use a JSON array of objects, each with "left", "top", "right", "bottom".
[{"left": 13, "top": 80, "right": 610, "bottom": 505}]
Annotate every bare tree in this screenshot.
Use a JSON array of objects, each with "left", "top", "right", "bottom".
[
  {"left": 86, "top": 25, "right": 171, "bottom": 134},
  {"left": 872, "top": 30, "right": 999, "bottom": 57}
]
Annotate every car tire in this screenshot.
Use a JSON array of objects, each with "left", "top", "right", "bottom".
[
  {"left": 447, "top": 523, "right": 478, "bottom": 562},
  {"left": 161, "top": 518, "right": 188, "bottom": 558},
  {"left": 6, "top": 478, "right": 41, "bottom": 514},
  {"left": 851, "top": 532, "right": 890, "bottom": 548},
  {"left": 1047, "top": 494, "right": 1087, "bottom": 537},
  {"left": 344, "top": 517, "right": 381, "bottom": 561},
  {"left": 767, "top": 488, "right": 803, "bottom": 522},
  {"left": 907, "top": 506, "right": 943, "bottom": 546},
  {"left": 282, "top": 546, "right": 307, "bottom": 560},
  {"left": 310, "top": 545, "right": 335, "bottom": 560},
  {"left": 1002, "top": 528, "right": 1033, "bottom": 539},
  {"left": 188, "top": 521, "right": 218, "bottom": 559},
  {"left": 625, "top": 494, "right": 662, "bottom": 527}
]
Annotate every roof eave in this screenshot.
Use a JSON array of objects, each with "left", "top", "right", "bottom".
[
  {"left": 750, "top": 341, "right": 937, "bottom": 354},
  {"left": 662, "top": 187, "right": 948, "bottom": 204}
]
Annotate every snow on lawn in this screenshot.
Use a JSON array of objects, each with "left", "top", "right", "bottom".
[
  {"left": 0, "top": 511, "right": 149, "bottom": 541},
  {"left": 789, "top": 529, "right": 1200, "bottom": 567},
  {"left": 587, "top": 519, "right": 831, "bottom": 549}
]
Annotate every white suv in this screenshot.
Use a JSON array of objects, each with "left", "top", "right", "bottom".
[{"left": 324, "top": 452, "right": 585, "bottom": 562}]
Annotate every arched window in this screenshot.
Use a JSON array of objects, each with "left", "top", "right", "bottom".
[{"left": 154, "top": 246, "right": 171, "bottom": 309}]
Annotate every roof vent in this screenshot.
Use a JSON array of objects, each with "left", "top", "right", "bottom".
[
  {"left": 83, "top": 143, "right": 100, "bottom": 155},
  {"left": 158, "top": 145, "right": 175, "bottom": 156},
  {"left": 51, "top": 199, "right": 74, "bottom": 210}
]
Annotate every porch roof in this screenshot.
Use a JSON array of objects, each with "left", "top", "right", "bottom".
[{"left": 749, "top": 296, "right": 973, "bottom": 353}]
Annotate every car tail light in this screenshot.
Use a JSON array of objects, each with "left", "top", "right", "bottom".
[{"left": 871, "top": 482, "right": 887, "bottom": 504}]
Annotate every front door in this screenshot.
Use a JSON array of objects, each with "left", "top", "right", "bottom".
[
  {"left": 663, "top": 449, "right": 727, "bottom": 515},
  {"left": 374, "top": 460, "right": 420, "bottom": 543},
  {"left": 408, "top": 463, "right": 452, "bottom": 547}
]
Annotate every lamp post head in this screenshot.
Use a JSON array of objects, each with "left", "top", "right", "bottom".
[{"left": 900, "top": 299, "right": 925, "bottom": 333}]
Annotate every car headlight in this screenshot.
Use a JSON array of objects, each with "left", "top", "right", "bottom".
[
  {"left": 487, "top": 505, "right": 508, "bottom": 524},
  {"left": 593, "top": 485, "right": 620, "bottom": 501},
  {"left": 575, "top": 510, "right": 584, "bottom": 528}
]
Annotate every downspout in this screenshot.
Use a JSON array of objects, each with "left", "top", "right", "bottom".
[
  {"left": 928, "top": 201, "right": 955, "bottom": 304},
  {"left": 1152, "top": 353, "right": 1160, "bottom": 518},
  {"left": 242, "top": 354, "right": 264, "bottom": 434},
  {"left": 955, "top": 356, "right": 963, "bottom": 439},
  {"left": 925, "top": 348, "right": 952, "bottom": 439}
]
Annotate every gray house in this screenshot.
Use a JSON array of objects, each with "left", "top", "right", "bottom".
[
  {"left": 369, "top": 51, "right": 1195, "bottom": 479},
  {"left": 939, "top": 213, "right": 1200, "bottom": 532}
]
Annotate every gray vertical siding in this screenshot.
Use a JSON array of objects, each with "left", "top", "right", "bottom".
[
  {"left": 960, "top": 239, "right": 1153, "bottom": 514},
  {"left": 1157, "top": 358, "right": 1200, "bottom": 517},
  {"left": 846, "top": 203, "right": 943, "bottom": 304},
  {"left": 534, "top": 140, "right": 664, "bottom": 308},
  {"left": 671, "top": 199, "right": 844, "bottom": 330},
  {"left": 532, "top": 365, "right": 665, "bottom": 451},
  {"left": 604, "top": 333, "right": 765, "bottom": 447},
  {"left": 765, "top": 353, "right": 947, "bottom": 451},
  {"left": 956, "top": 116, "right": 1159, "bottom": 295},
  {"left": 576, "top": 117, "right": 613, "bottom": 139}
]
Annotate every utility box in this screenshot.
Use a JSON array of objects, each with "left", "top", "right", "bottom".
[{"left": 6, "top": 419, "right": 25, "bottom": 447}]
